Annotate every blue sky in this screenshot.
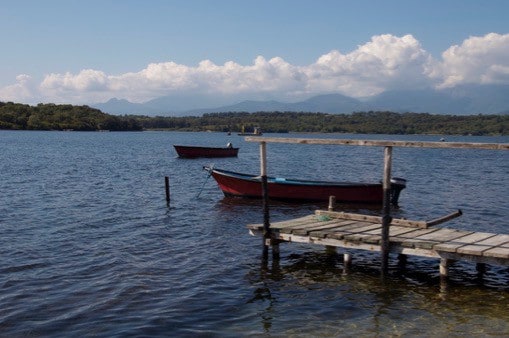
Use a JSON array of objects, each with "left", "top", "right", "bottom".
[{"left": 1, "top": 0, "right": 508, "bottom": 106}]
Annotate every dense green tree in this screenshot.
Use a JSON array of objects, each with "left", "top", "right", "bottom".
[{"left": 0, "top": 102, "right": 142, "bottom": 131}]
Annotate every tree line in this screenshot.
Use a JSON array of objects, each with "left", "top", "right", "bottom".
[
  {"left": 0, "top": 102, "right": 142, "bottom": 131},
  {"left": 1, "top": 101, "right": 508, "bottom": 135},
  {"left": 135, "top": 111, "right": 508, "bottom": 136}
]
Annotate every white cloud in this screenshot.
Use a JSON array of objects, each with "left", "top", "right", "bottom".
[
  {"left": 0, "top": 74, "right": 39, "bottom": 103},
  {"left": 431, "top": 33, "right": 509, "bottom": 88},
  {"left": 306, "top": 34, "right": 433, "bottom": 97},
  {"left": 1, "top": 33, "right": 508, "bottom": 105}
]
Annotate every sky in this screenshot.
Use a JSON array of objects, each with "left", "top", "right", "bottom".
[{"left": 1, "top": 0, "right": 508, "bottom": 106}]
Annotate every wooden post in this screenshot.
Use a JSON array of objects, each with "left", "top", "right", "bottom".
[
  {"left": 440, "top": 258, "right": 451, "bottom": 280},
  {"left": 381, "top": 146, "right": 393, "bottom": 275},
  {"left": 260, "top": 142, "right": 272, "bottom": 260},
  {"left": 343, "top": 253, "right": 352, "bottom": 274},
  {"left": 325, "top": 245, "right": 336, "bottom": 255},
  {"left": 328, "top": 196, "right": 336, "bottom": 211},
  {"left": 397, "top": 254, "right": 407, "bottom": 271},
  {"left": 165, "top": 176, "right": 170, "bottom": 205},
  {"left": 325, "top": 195, "right": 336, "bottom": 253},
  {"left": 476, "top": 263, "right": 486, "bottom": 277}
]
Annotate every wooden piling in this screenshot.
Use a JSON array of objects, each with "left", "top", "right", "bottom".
[
  {"left": 343, "top": 253, "right": 352, "bottom": 274},
  {"left": 326, "top": 197, "right": 338, "bottom": 260},
  {"left": 381, "top": 146, "right": 393, "bottom": 275},
  {"left": 260, "top": 142, "right": 272, "bottom": 260},
  {"left": 328, "top": 196, "right": 336, "bottom": 211},
  {"left": 440, "top": 258, "right": 451, "bottom": 280},
  {"left": 165, "top": 176, "right": 170, "bottom": 204}
]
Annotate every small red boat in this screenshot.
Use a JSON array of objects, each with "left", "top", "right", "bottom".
[
  {"left": 174, "top": 145, "right": 239, "bottom": 158},
  {"left": 204, "top": 166, "right": 406, "bottom": 205}
]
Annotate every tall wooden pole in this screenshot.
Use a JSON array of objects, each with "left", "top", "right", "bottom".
[
  {"left": 381, "top": 146, "right": 393, "bottom": 275},
  {"left": 260, "top": 142, "right": 271, "bottom": 260}
]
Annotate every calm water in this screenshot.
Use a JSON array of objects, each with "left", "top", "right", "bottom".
[{"left": 1, "top": 130, "right": 508, "bottom": 337}]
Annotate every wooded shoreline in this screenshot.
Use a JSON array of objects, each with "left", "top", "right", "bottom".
[{"left": 1, "top": 102, "right": 508, "bottom": 135}]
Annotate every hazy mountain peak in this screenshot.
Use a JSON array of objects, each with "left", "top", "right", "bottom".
[{"left": 92, "top": 84, "right": 509, "bottom": 116}]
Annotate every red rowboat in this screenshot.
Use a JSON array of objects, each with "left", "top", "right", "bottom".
[
  {"left": 204, "top": 166, "right": 406, "bottom": 205},
  {"left": 174, "top": 145, "right": 239, "bottom": 158}
]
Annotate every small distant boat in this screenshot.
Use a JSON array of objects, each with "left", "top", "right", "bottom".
[
  {"left": 174, "top": 144, "right": 239, "bottom": 158},
  {"left": 204, "top": 166, "right": 406, "bottom": 206},
  {"left": 238, "top": 126, "right": 262, "bottom": 136}
]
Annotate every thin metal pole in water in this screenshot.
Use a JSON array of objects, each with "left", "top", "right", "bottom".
[
  {"left": 165, "top": 176, "right": 170, "bottom": 205},
  {"left": 381, "top": 146, "right": 393, "bottom": 275}
]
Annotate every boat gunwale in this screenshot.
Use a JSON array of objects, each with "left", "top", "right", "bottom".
[
  {"left": 209, "top": 167, "right": 384, "bottom": 187},
  {"left": 173, "top": 145, "right": 239, "bottom": 151}
]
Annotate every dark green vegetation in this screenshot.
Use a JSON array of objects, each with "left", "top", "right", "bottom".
[
  {"left": 137, "top": 111, "right": 509, "bottom": 136},
  {"left": 0, "top": 102, "right": 142, "bottom": 131},
  {"left": 1, "top": 102, "right": 507, "bottom": 135}
]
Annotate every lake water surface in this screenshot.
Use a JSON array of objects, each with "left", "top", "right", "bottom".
[{"left": 1, "top": 130, "right": 508, "bottom": 336}]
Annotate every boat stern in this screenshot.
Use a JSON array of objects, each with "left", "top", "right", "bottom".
[{"left": 390, "top": 177, "right": 407, "bottom": 207}]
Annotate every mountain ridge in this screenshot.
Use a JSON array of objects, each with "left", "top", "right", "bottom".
[{"left": 92, "top": 84, "right": 509, "bottom": 116}]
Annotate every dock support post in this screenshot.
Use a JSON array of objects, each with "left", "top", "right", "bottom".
[
  {"left": 397, "top": 254, "right": 407, "bottom": 271},
  {"left": 439, "top": 258, "right": 451, "bottom": 280},
  {"left": 326, "top": 196, "right": 336, "bottom": 260},
  {"left": 381, "top": 146, "right": 393, "bottom": 275},
  {"left": 328, "top": 196, "right": 336, "bottom": 211},
  {"left": 325, "top": 245, "right": 336, "bottom": 256},
  {"left": 260, "top": 142, "right": 273, "bottom": 260},
  {"left": 343, "top": 253, "right": 352, "bottom": 274},
  {"left": 476, "top": 263, "right": 486, "bottom": 279},
  {"left": 165, "top": 176, "right": 170, "bottom": 205}
]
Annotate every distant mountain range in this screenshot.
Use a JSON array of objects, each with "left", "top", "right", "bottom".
[{"left": 91, "top": 84, "right": 509, "bottom": 116}]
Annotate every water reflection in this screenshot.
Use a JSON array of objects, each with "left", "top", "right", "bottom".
[
  {"left": 246, "top": 259, "right": 282, "bottom": 332},
  {"left": 246, "top": 248, "right": 509, "bottom": 335}
]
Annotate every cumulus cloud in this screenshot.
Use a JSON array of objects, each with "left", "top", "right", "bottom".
[
  {"left": 0, "top": 74, "right": 39, "bottom": 103},
  {"left": 1, "top": 33, "right": 508, "bottom": 105},
  {"left": 306, "top": 34, "right": 433, "bottom": 97},
  {"left": 430, "top": 33, "right": 509, "bottom": 88}
]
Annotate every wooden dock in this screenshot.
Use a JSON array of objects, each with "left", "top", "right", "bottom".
[
  {"left": 247, "top": 209, "right": 509, "bottom": 278},
  {"left": 243, "top": 136, "right": 509, "bottom": 279}
]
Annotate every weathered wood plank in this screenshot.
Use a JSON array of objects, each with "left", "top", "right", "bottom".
[
  {"left": 414, "top": 228, "right": 470, "bottom": 242},
  {"left": 309, "top": 221, "right": 375, "bottom": 238},
  {"left": 278, "top": 219, "right": 337, "bottom": 232},
  {"left": 457, "top": 244, "right": 493, "bottom": 256},
  {"left": 433, "top": 242, "right": 465, "bottom": 253},
  {"left": 391, "top": 228, "right": 440, "bottom": 241},
  {"left": 434, "top": 232, "right": 497, "bottom": 252},
  {"left": 325, "top": 222, "right": 381, "bottom": 240},
  {"left": 245, "top": 136, "right": 509, "bottom": 150},
  {"left": 269, "top": 215, "right": 319, "bottom": 229},
  {"left": 483, "top": 247, "right": 509, "bottom": 259},
  {"left": 292, "top": 220, "right": 358, "bottom": 236},
  {"left": 315, "top": 210, "right": 428, "bottom": 228},
  {"left": 476, "top": 234, "right": 509, "bottom": 246},
  {"left": 451, "top": 232, "right": 497, "bottom": 244},
  {"left": 389, "top": 226, "right": 421, "bottom": 236}
]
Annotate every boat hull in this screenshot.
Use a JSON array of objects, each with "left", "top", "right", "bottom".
[
  {"left": 206, "top": 167, "right": 406, "bottom": 204},
  {"left": 174, "top": 145, "right": 239, "bottom": 158}
]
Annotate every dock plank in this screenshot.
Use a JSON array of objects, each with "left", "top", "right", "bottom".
[
  {"left": 433, "top": 232, "right": 496, "bottom": 253},
  {"left": 457, "top": 244, "right": 493, "bottom": 256},
  {"left": 414, "top": 228, "right": 470, "bottom": 242},
  {"left": 247, "top": 210, "right": 509, "bottom": 267},
  {"left": 292, "top": 220, "right": 358, "bottom": 236},
  {"left": 483, "top": 247, "right": 509, "bottom": 259},
  {"left": 310, "top": 221, "right": 374, "bottom": 238},
  {"left": 476, "top": 234, "right": 509, "bottom": 246}
]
